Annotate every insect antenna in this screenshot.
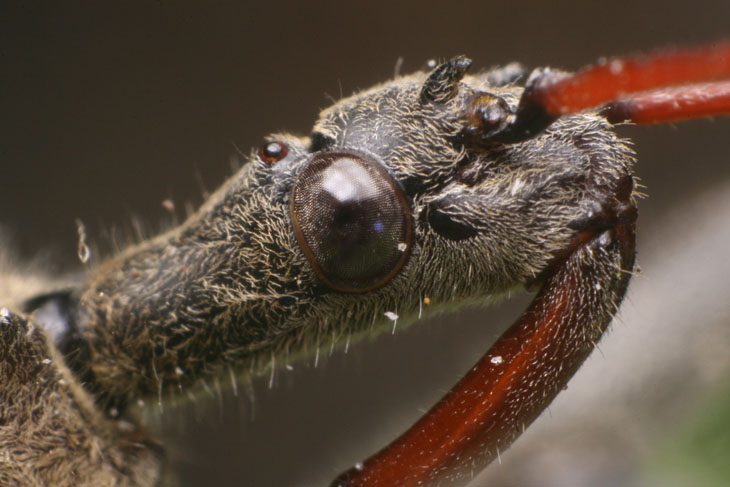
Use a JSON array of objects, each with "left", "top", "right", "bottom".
[{"left": 487, "top": 39, "right": 730, "bottom": 143}]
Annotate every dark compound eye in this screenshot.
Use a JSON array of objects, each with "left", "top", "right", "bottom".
[
  {"left": 291, "top": 150, "right": 412, "bottom": 292},
  {"left": 259, "top": 141, "right": 288, "bottom": 163}
]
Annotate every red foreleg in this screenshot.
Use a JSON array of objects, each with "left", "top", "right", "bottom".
[{"left": 332, "top": 216, "right": 636, "bottom": 486}]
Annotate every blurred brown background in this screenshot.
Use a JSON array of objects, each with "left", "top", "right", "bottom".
[{"left": 2, "top": 2, "right": 729, "bottom": 486}]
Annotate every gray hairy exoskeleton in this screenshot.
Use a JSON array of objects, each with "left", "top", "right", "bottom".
[{"left": 0, "top": 56, "right": 635, "bottom": 486}]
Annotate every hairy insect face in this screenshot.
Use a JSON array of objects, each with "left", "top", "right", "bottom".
[
  {"left": 69, "top": 60, "right": 635, "bottom": 411},
  {"left": 280, "top": 66, "right": 635, "bottom": 314}
]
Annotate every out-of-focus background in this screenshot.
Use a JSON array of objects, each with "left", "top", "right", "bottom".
[{"left": 2, "top": 2, "right": 729, "bottom": 486}]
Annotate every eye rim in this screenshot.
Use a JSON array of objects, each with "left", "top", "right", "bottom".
[
  {"left": 290, "top": 149, "right": 413, "bottom": 293},
  {"left": 259, "top": 141, "right": 288, "bottom": 163}
]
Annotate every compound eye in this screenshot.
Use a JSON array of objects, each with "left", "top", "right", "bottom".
[{"left": 291, "top": 150, "right": 412, "bottom": 292}]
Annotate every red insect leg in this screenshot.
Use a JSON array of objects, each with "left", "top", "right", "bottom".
[{"left": 332, "top": 214, "right": 636, "bottom": 486}]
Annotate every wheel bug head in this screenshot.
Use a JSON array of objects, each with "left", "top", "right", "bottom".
[
  {"left": 292, "top": 54, "right": 635, "bottom": 296},
  {"left": 68, "top": 50, "right": 636, "bottom": 417}
]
